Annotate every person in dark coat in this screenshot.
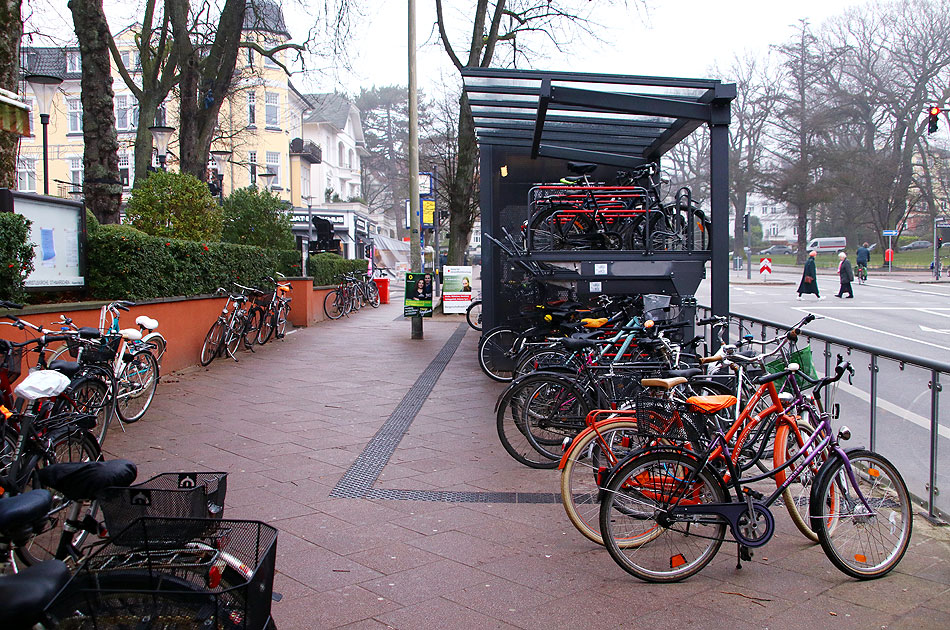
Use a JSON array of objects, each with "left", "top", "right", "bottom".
[
  {"left": 797, "top": 251, "right": 823, "bottom": 300},
  {"left": 836, "top": 251, "right": 854, "bottom": 298}
]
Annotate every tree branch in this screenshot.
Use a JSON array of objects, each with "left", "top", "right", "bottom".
[{"left": 435, "top": 0, "right": 464, "bottom": 71}]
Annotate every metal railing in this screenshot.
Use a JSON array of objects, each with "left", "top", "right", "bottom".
[{"left": 698, "top": 306, "right": 949, "bottom": 523}]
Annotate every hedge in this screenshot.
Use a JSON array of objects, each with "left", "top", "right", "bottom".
[
  {"left": 87, "top": 224, "right": 303, "bottom": 300},
  {"left": 308, "top": 253, "right": 368, "bottom": 286},
  {"left": 0, "top": 212, "right": 35, "bottom": 302}
]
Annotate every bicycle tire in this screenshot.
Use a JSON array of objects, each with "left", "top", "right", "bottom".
[
  {"left": 465, "top": 300, "right": 482, "bottom": 331},
  {"left": 200, "top": 320, "right": 225, "bottom": 366},
  {"left": 244, "top": 307, "right": 264, "bottom": 349},
  {"left": 116, "top": 351, "right": 159, "bottom": 423},
  {"left": 478, "top": 327, "right": 520, "bottom": 382},
  {"left": 257, "top": 306, "right": 276, "bottom": 344},
  {"left": 496, "top": 374, "right": 591, "bottom": 469},
  {"left": 274, "top": 304, "right": 289, "bottom": 338},
  {"left": 810, "top": 449, "right": 912, "bottom": 579},
  {"left": 15, "top": 428, "right": 102, "bottom": 566},
  {"left": 323, "top": 290, "right": 344, "bottom": 320},
  {"left": 367, "top": 281, "right": 380, "bottom": 308},
  {"left": 142, "top": 332, "right": 167, "bottom": 369},
  {"left": 772, "top": 419, "right": 825, "bottom": 543},
  {"left": 225, "top": 316, "right": 245, "bottom": 358},
  {"left": 52, "top": 375, "right": 115, "bottom": 445},
  {"left": 529, "top": 207, "right": 595, "bottom": 251},
  {"left": 600, "top": 449, "right": 727, "bottom": 582}
]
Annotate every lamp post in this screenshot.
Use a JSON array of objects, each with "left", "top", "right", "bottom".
[
  {"left": 25, "top": 74, "right": 63, "bottom": 196},
  {"left": 258, "top": 171, "right": 276, "bottom": 192},
  {"left": 210, "top": 149, "right": 231, "bottom": 203},
  {"left": 148, "top": 125, "right": 175, "bottom": 170}
]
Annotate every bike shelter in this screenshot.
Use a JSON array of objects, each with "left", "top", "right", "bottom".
[{"left": 462, "top": 68, "right": 735, "bottom": 352}]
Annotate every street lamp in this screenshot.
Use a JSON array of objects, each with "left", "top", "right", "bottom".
[
  {"left": 25, "top": 74, "right": 63, "bottom": 195},
  {"left": 210, "top": 149, "right": 231, "bottom": 203},
  {"left": 148, "top": 124, "right": 175, "bottom": 170},
  {"left": 258, "top": 171, "right": 276, "bottom": 192},
  {"left": 301, "top": 195, "right": 315, "bottom": 249}
]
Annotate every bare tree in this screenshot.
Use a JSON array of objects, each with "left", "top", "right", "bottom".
[
  {"left": 0, "top": 0, "right": 23, "bottom": 188},
  {"left": 434, "top": 0, "right": 624, "bottom": 265},
  {"left": 69, "top": 0, "right": 121, "bottom": 223}
]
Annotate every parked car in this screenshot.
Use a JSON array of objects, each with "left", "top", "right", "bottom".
[
  {"left": 758, "top": 245, "right": 796, "bottom": 256},
  {"left": 806, "top": 237, "right": 847, "bottom": 253},
  {"left": 899, "top": 240, "right": 932, "bottom": 251}
]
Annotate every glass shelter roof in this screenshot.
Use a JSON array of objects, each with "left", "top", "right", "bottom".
[{"left": 461, "top": 68, "right": 735, "bottom": 168}]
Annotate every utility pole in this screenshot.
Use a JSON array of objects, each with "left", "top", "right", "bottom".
[{"left": 408, "top": 0, "right": 423, "bottom": 338}]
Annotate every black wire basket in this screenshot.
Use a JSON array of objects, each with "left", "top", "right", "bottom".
[
  {"left": 1, "top": 343, "right": 23, "bottom": 382},
  {"left": 46, "top": 517, "right": 278, "bottom": 630},
  {"left": 99, "top": 472, "right": 227, "bottom": 543},
  {"left": 68, "top": 335, "right": 121, "bottom": 363}
]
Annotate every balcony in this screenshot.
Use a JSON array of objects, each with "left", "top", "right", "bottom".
[{"left": 290, "top": 138, "right": 322, "bottom": 164}]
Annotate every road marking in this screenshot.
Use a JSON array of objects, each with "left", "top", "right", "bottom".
[
  {"left": 911, "top": 288, "right": 950, "bottom": 297},
  {"left": 801, "top": 307, "right": 950, "bottom": 311},
  {"left": 793, "top": 308, "right": 950, "bottom": 352},
  {"left": 919, "top": 325, "right": 950, "bottom": 335},
  {"left": 919, "top": 309, "right": 950, "bottom": 319},
  {"left": 839, "top": 382, "right": 950, "bottom": 440}
]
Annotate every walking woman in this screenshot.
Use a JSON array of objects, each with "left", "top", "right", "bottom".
[
  {"left": 836, "top": 251, "right": 854, "bottom": 298},
  {"left": 797, "top": 250, "right": 823, "bottom": 300}
]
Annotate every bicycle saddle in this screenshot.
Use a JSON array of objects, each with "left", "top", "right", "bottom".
[
  {"left": 0, "top": 490, "right": 52, "bottom": 535},
  {"left": 640, "top": 377, "right": 688, "bottom": 390},
  {"left": 566, "top": 162, "right": 598, "bottom": 175},
  {"left": 0, "top": 559, "right": 70, "bottom": 629},
  {"left": 47, "top": 360, "right": 82, "bottom": 378},
  {"left": 37, "top": 459, "right": 137, "bottom": 502},
  {"left": 685, "top": 394, "right": 738, "bottom": 414},
  {"left": 663, "top": 368, "right": 703, "bottom": 379},
  {"left": 119, "top": 328, "right": 142, "bottom": 341},
  {"left": 560, "top": 338, "right": 599, "bottom": 351},
  {"left": 135, "top": 316, "right": 159, "bottom": 330}
]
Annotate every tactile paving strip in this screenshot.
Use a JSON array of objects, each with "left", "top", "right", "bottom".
[
  {"left": 330, "top": 323, "right": 469, "bottom": 499},
  {"left": 366, "top": 488, "right": 561, "bottom": 503}
]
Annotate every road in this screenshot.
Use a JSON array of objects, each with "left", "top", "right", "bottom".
[{"left": 696, "top": 266, "right": 950, "bottom": 518}]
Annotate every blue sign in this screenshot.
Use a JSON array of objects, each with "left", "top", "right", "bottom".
[{"left": 882, "top": 230, "right": 899, "bottom": 236}]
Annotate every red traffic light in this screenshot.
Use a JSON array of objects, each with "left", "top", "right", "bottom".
[{"left": 931, "top": 106, "right": 942, "bottom": 116}]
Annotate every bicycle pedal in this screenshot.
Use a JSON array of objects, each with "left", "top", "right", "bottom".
[
  {"left": 739, "top": 545, "right": 754, "bottom": 562},
  {"left": 743, "top": 488, "right": 765, "bottom": 501}
]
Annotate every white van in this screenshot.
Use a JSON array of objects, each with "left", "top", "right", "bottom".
[{"left": 805, "top": 237, "right": 847, "bottom": 253}]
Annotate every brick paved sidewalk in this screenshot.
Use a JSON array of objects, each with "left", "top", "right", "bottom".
[{"left": 103, "top": 302, "right": 950, "bottom": 630}]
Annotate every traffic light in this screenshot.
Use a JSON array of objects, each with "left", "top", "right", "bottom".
[
  {"left": 929, "top": 106, "right": 941, "bottom": 134},
  {"left": 939, "top": 237, "right": 944, "bottom": 250},
  {"left": 743, "top": 214, "right": 749, "bottom": 233}
]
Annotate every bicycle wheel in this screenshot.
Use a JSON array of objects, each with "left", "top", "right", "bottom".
[
  {"left": 810, "top": 449, "right": 912, "bottom": 579},
  {"left": 225, "top": 316, "right": 245, "bottom": 358},
  {"left": 496, "top": 375, "right": 591, "bottom": 468},
  {"left": 116, "top": 351, "right": 159, "bottom": 423},
  {"left": 366, "top": 281, "right": 381, "bottom": 308},
  {"left": 324, "top": 290, "right": 344, "bottom": 320},
  {"left": 478, "top": 327, "right": 520, "bottom": 382},
  {"left": 257, "top": 307, "right": 276, "bottom": 344},
  {"left": 600, "top": 450, "right": 727, "bottom": 582},
  {"left": 773, "top": 419, "right": 825, "bottom": 543},
  {"left": 142, "top": 333, "right": 167, "bottom": 369},
  {"left": 200, "top": 320, "right": 225, "bottom": 366},
  {"left": 561, "top": 419, "right": 651, "bottom": 545},
  {"left": 243, "top": 307, "right": 264, "bottom": 349},
  {"left": 274, "top": 304, "right": 289, "bottom": 338},
  {"left": 529, "top": 208, "right": 594, "bottom": 251},
  {"left": 15, "top": 428, "right": 101, "bottom": 566},
  {"left": 55, "top": 375, "right": 115, "bottom": 445},
  {"left": 465, "top": 300, "right": 483, "bottom": 331}
]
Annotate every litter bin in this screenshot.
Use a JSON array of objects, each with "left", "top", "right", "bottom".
[{"left": 373, "top": 277, "right": 390, "bottom": 304}]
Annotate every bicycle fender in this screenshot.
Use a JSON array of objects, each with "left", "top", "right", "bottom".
[
  {"left": 807, "top": 446, "right": 868, "bottom": 530},
  {"left": 557, "top": 416, "right": 646, "bottom": 470}
]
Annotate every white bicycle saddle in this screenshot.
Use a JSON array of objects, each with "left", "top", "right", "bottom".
[
  {"left": 120, "top": 328, "right": 142, "bottom": 341},
  {"left": 135, "top": 316, "right": 159, "bottom": 331}
]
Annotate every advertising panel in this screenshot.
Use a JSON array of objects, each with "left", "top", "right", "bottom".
[
  {"left": 404, "top": 272, "right": 433, "bottom": 317},
  {"left": 1, "top": 191, "right": 85, "bottom": 289},
  {"left": 441, "top": 265, "right": 474, "bottom": 314}
]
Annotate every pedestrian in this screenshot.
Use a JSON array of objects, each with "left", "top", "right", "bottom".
[
  {"left": 836, "top": 251, "right": 854, "bottom": 298},
  {"left": 797, "top": 250, "right": 823, "bottom": 300}
]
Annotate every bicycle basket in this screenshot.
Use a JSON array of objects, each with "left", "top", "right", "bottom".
[
  {"left": 1, "top": 343, "right": 23, "bottom": 382},
  {"left": 765, "top": 345, "right": 818, "bottom": 391},
  {"left": 99, "top": 472, "right": 228, "bottom": 543},
  {"left": 70, "top": 335, "right": 121, "bottom": 364},
  {"left": 46, "top": 517, "right": 278, "bottom": 630}
]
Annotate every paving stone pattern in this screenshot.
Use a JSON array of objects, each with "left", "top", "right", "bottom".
[{"left": 103, "top": 302, "right": 950, "bottom": 630}]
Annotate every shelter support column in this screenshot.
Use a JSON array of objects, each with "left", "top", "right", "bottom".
[{"left": 709, "top": 107, "right": 730, "bottom": 346}]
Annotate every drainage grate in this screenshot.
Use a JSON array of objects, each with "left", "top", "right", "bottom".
[{"left": 330, "top": 323, "right": 468, "bottom": 498}]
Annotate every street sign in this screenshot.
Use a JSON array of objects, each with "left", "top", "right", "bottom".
[
  {"left": 882, "top": 230, "right": 899, "bottom": 236},
  {"left": 937, "top": 224, "right": 950, "bottom": 229},
  {"left": 759, "top": 257, "right": 772, "bottom": 278}
]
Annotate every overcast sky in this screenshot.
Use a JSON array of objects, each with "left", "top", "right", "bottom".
[{"left": 28, "top": 0, "right": 865, "bottom": 96}]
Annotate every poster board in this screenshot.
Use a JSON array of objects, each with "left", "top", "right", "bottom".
[
  {"left": 0, "top": 190, "right": 85, "bottom": 289},
  {"left": 404, "top": 272, "right": 433, "bottom": 317},
  {"left": 441, "top": 265, "right": 474, "bottom": 314}
]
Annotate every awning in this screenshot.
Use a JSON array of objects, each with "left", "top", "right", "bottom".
[{"left": 462, "top": 68, "right": 735, "bottom": 168}]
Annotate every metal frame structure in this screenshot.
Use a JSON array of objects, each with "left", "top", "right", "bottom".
[{"left": 463, "top": 68, "right": 735, "bottom": 335}]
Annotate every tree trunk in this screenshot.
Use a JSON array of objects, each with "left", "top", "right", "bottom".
[
  {"left": 133, "top": 96, "right": 159, "bottom": 183},
  {"left": 69, "top": 0, "right": 121, "bottom": 223},
  {"left": 446, "top": 93, "right": 477, "bottom": 265},
  {"left": 0, "top": 0, "right": 23, "bottom": 189}
]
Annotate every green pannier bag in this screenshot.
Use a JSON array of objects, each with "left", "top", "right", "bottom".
[{"left": 765, "top": 345, "right": 818, "bottom": 391}]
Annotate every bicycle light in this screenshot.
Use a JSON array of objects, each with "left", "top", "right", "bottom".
[
  {"left": 561, "top": 436, "right": 572, "bottom": 452},
  {"left": 838, "top": 426, "right": 851, "bottom": 441}
]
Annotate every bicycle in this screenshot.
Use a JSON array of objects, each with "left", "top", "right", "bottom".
[
  {"left": 856, "top": 262, "right": 868, "bottom": 284},
  {"left": 200, "top": 289, "right": 253, "bottom": 366},
  {"left": 256, "top": 275, "right": 293, "bottom": 344},
  {"left": 465, "top": 298, "right": 483, "bottom": 331},
  {"left": 597, "top": 354, "right": 912, "bottom": 582}
]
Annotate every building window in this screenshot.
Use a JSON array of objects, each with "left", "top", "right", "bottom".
[
  {"left": 16, "top": 158, "right": 36, "bottom": 192},
  {"left": 338, "top": 142, "right": 344, "bottom": 167},
  {"left": 119, "top": 154, "right": 130, "bottom": 188},
  {"left": 121, "top": 51, "right": 130, "bottom": 68},
  {"left": 154, "top": 103, "right": 166, "bottom": 126},
  {"left": 248, "top": 151, "right": 257, "bottom": 185},
  {"left": 247, "top": 92, "right": 256, "bottom": 126},
  {"left": 67, "top": 98, "right": 82, "bottom": 133},
  {"left": 348, "top": 149, "right": 354, "bottom": 170},
  {"left": 116, "top": 95, "right": 130, "bottom": 130},
  {"left": 67, "top": 51, "right": 81, "bottom": 73},
  {"left": 265, "top": 92, "right": 278, "bottom": 128},
  {"left": 264, "top": 49, "right": 279, "bottom": 68},
  {"left": 266, "top": 151, "right": 280, "bottom": 187},
  {"left": 69, "top": 157, "right": 84, "bottom": 187},
  {"left": 24, "top": 97, "right": 34, "bottom": 135}
]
